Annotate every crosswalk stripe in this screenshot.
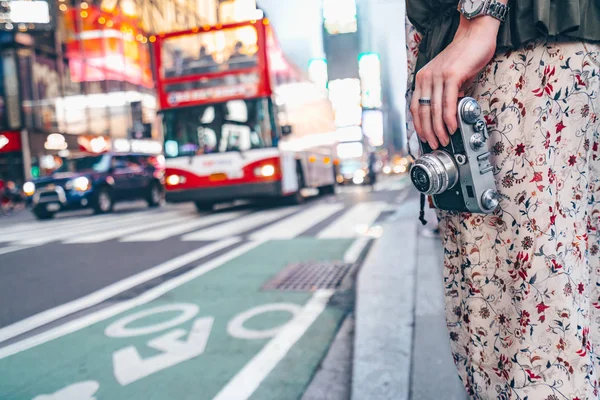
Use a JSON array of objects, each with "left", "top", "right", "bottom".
[
  {"left": 0, "top": 211, "right": 165, "bottom": 243},
  {"left": 182, "top": 207, "right": 298, "bottom": 241},
  {"left": 121, "top": 211, "right": 243, "bottom": 242},
  {"left": 14, "top": 212, "right": 181, "bottom": 246},
  {"left": 63, "top": 214, "right": 193, "bottom": 244},
  {"left": 0, "top": 245, "right": 33, "bottom": 256},
  {"left": 250, "top": 204, "right": 344, "bottom": 240},
  {"left": 0, "top": 209, "right": 159, "bottom": 238},
  {"left": 317, "top": 202, "right": 388, "bottom": 238}
]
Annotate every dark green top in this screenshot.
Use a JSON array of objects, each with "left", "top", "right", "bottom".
[{"left": 407, "top": 0, "right": 600, "bottom": 72}]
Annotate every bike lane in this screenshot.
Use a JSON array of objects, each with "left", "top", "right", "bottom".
[{"left": 0, "top": 238, "right": 354, "bottom": 400}]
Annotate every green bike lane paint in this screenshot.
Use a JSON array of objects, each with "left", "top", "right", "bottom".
[{"left": 0, "top": 238, "right": 354, "bottom": 400}]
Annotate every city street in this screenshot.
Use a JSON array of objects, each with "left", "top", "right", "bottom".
[{"left": 0, "top": 175, "right": 411, "bottom": 400}]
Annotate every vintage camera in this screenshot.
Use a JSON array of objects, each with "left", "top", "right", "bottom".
[{"left": 410, "top": 97, "right": 499, "bottom": 214}]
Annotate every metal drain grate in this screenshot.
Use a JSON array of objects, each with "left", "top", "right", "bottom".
[{"left": 262, "top": 261, "right": 355, "bottom": 292}]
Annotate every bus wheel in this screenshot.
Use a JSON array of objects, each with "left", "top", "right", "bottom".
[
  {"left": 194, "top": 201, "right": 214, "bottom": 212},
  {"left": 285, "top": 170, "right": 305, "bottom": 205},
  {"left": 319, "top": 184, "right": 336, "bottom": 196}
]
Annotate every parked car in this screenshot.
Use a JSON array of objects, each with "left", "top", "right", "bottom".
[{"left": 24, "top": 153, "right": 165, "bottom": 220}]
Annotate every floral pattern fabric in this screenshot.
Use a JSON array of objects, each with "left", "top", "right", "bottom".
[{"left": 406, "top": 18, "right": 600, "bottom": 400}]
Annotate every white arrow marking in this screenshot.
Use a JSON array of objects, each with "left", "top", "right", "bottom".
[
  {"left": 32, "top": 380, "right": 99, "bottom": 400},
  {"left": 113, "top": 316, "right": 214, "bottom": 386}
]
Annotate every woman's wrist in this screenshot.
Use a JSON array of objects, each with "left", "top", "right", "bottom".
[{"left": 455, "top": 14, "right": 500, "bottom": 47}]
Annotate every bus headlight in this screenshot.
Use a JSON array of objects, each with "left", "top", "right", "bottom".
[
  {"left": 254, "top": 164, "right": 275, "bottom": 177},
  {"left": 73, "top": 177, "right": 91, "bottom": 192},
  {"left": 23, "top": 181, "right": 35, "bottom": 196}
]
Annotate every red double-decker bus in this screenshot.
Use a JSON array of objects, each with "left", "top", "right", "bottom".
[{"left": 151, "top": 18, "right": 338, "bottom": 211}]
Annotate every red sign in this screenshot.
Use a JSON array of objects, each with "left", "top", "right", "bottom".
[{"left": 0, "top": 131, "right": 22, "bottom": 153}]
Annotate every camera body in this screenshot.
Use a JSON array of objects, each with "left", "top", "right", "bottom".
[{"left": 410, "top": 97, "right": 499, "bottom": 214}]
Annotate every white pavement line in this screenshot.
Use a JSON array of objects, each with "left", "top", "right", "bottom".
[
  {"left": 343, "top": 237, "right": 371, "bottom": 264},
  {"left": 0, "top": 240, "right": 263, "bottom": 360},
  {"left": 0, "top": 238, "right": 240, "bottom": 345},
  {"left": 182, "top": 207, "right": 297, "bottom": 241},
  {"left": 0, "top": 211, "right": 142, "bottom": 235},
  {"left": 0, "top": 209, "right": 168, "bottom": 239},
  {"left": 0, "top": 245, "right": 33, "bottom": 256},
  {"left": 250, "top": 204, "right": 344, "bottom": 241},
  {"left": 212, "top": 289, "right": 334, "bottom": 400},
  {"left": 317, "top": 202, "right": 388, "bottom": 238},
  {"left": 64, "top": 214, "right": 190, "bottom": 243},
  {"left": 0, "top": 210, "right": 161, "bottom": 243},
  {"left": 121, "top": 211, "right": 243, "bottom": 242},
  {"left": 14, "top": 212, "right": 177, "bottom": 246}
]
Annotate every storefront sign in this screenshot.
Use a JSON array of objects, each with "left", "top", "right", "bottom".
[
  {"left": 166, "top": 84, "right": 258, "bottom": 106},
  {"left": 0, "top": 131, "right": 22, "bottom": 153}
]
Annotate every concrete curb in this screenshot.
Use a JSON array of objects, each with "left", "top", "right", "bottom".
[
  {"left": 352, "top": 198, "right": 420, "bottom": 400},
  {"left": 352, "top": 195, "right": 467, "bottom": 400}
]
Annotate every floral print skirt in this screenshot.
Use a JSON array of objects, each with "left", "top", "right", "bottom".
[{"left": 406, "top": 19, "right": 600, "bottom": 400}]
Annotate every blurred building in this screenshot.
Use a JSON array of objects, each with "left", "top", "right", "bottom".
[{"left": 0, "top": 0, "right": 257, "bottom": 183}]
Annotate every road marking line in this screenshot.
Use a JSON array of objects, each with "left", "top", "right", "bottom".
[
  {"left": 14, "top": 212, "right": 180, "bottom": 246},
  {"left": 0, "top": 240, "right": 263, "bottom": 359},
  {"left": 0, "top": 245, "right": 33, "bottom": 256},
  {"left": 0, "top": 210, "right": 150, "bottom": 237},
  {"left": 121, "top": 211, "right": 243, "bottom": 242},
  {"left": 0, "top": 208, "right": 180, "bottom": 240},
  {"left": 317, "top": 202, "right": 388, "bottom": 238},
  {"left": 0, "top": 238, "right": 240, "bottom": 345},
  {"left": 250, "top": 204, "right": 344, "bottom": 240},
  {"left": 343, "top": 237, "right": 371, "bottom": 263},
  {"left": 182, "top": 208, "right": 297, "bottom": 241},
  {"left": 64, "top": 214, "right": 191, "bottom": 243},
  {"left": 212, "top": 289, "right": 334, "bottom": 400}
]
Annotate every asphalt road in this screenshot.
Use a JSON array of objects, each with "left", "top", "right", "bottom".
[{"left": 0, "top": 175, "right": 410, "bottom": 400}]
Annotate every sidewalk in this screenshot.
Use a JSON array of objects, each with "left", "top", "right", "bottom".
[{"left": 352, "top": 193, "right": 467, "bottom": 400}]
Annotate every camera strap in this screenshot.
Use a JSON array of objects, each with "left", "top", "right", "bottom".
[
  {"left": 419, "top": 193, "right": 428, "bottom": 226},
  {"left": 406, "top": 144, "right": 428, "bottom": 226}
]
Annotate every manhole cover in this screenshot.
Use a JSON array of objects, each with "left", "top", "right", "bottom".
[{"left": 262, "top": 261, "right": 355, "bottom": 292}]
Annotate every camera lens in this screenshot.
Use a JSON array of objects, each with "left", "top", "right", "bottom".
[
  {"left": 411, "top": 166, "right": 432, "bottom": 193},
  {"left": 410, "top": 150, "right": 459, "bottom": 195}
]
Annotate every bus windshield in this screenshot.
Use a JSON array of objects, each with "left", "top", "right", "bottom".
[{"left": 162, "top": 98, "right": 275, "bottom": 158}]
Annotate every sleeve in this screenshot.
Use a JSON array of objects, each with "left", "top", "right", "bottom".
[{"left": 405, "top": 15, "right": 422, "bottom": 156}]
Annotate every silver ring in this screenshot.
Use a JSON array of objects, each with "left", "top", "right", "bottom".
[{"left": 418, "top": 97, "right": 431, "bottom": 106}]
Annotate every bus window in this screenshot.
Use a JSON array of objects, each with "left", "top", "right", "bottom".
[{"left": 161, "top": 26, "right": 259, "bottom": 79}]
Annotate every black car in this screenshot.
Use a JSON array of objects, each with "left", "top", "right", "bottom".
[{"left": 24, "top": 153, "right": 165, "bottom": 220}]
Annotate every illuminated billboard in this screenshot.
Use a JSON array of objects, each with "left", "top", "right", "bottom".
[
  {"left": 362, "top": 109, "right": 383, "bottom": 146},
  {"left": 0, "top": 0, "right": 54, "bottom": 31},
  {"left": 308, "top": 58, "right": 328, "bottom": 89},
  {"left": 358, "top": 53, "right": 382, "bottom": 109},
  {"left": 328, "top": 78, "right": 362, "bottom": 127},
  {"left": 64, "top": 5, "right": 153, "bottom": 88},
  {"left": 322, "top": 0, "right": 357, "bottom": 35}
]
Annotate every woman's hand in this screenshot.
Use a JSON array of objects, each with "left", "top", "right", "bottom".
[{"left": 410, "top": 16, "right": 501, "bottom": 150}]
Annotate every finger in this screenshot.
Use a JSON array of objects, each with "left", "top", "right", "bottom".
[
  {"left": 409, "top": 88, "right": 425, "bottom": 142},
  {"left": 432, "top": 76, "right": 449, "bottom": 147},
  {"left": 443, "top": 78, "right": 460, "bottom": 135},
  {"left": 413, "top": 68, "right": 438, "bottom": 150}
]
